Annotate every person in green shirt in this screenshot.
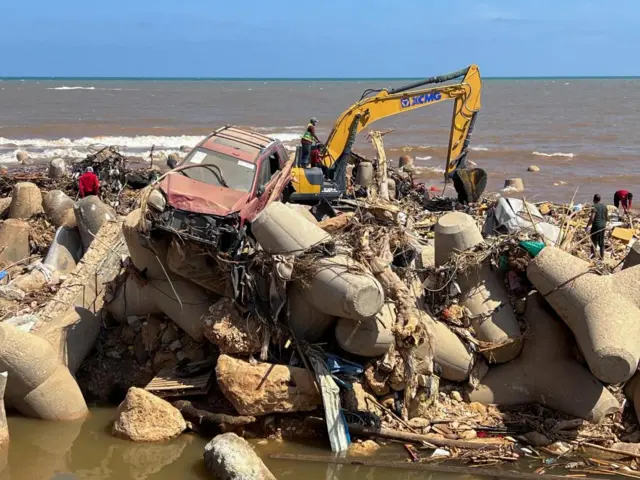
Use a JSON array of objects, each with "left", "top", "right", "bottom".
[{"left": 586, "top": 194, "right": 608, "bottom": 259}]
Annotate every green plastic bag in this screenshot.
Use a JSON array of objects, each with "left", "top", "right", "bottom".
[{"left": 520, "top": 240, "right": 546, "bottom": 257}]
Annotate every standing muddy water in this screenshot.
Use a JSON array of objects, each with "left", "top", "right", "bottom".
[
  {"left": 3, "top": 408, "right": 487, "bottom": 480},
  {"left": 1, "top": 78, "right": 639, "bottom": 204}
]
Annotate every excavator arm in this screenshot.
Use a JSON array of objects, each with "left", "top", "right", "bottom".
[{"left": 322, "top": 65, "right": 484, "bottom": 197}]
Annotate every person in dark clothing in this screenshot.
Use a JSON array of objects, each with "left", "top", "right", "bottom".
[
  {"left": 78, "top": 167, "right": 100, "bottom": 198},
  {"left": 614, "top": 190, "right": 633, "bottom": 214},
  {"left": 300, "top": 118, "right": 320, "bottom": 167},
  {"left": 586, "top": 194, "right": 608, "bottom": 259}
]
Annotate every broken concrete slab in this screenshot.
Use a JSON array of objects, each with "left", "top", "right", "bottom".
[
  {"left": 300, "top": 255, "right": 385, "bottom": 322},
  {"left": 42, "top": 190, "right": 76, "bottom": 228},
  {"left": 435, "top": 212, "right": 522, "bottom": 363},
  {"left": 0, "top": 323, "right": 88, "bottom": 420},
  {"left": 204, "top": 432, "right": 276, "bottom": 480},
  {"left": 216, "top": 354, "right": 321, "bottom": 416},
  {"left": 9, "top": 182, "right": 43, "bottom": 220},
  {"left": 203, "top": 297, "right": 262, "bottom": 355},
  {"left": 467, "top": 293, "right": 619, "bottom": 423},
  {"left": 251, "top": 201, "right": 330, "bottom": 255},
  {"left": 528, "top": 246, "right": 640, "bottom": 384},
  {"left": 113, "top": 387, "right": 186, "bottom": 442},
  {"left": 0, "top": 219, "right": 30, "bottom": 268},
  {"left": 73, "top": 196, "right": 117, "bottom": 249},
  {"left": 287, "top": 284, "right": 337, "bottom": 342},
  {"left": 335, "top": 303, "right": 395, "bottom": 357}
]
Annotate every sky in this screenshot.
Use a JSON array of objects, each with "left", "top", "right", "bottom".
[{"left": 1, "top": 0, "right": 638, "bottom": 78}]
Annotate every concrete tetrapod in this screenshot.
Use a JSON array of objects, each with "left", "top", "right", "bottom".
[
  {"left": 73, "top": 196, "right": 116, "bottom": 250},
  {"left": 287, "top": 284, "right": 337, "bottom": 342},
  {"left": 43, "top": 226, "right": 83, "bottom": 274},
  {"left": 335, "top": 303, "right": 395, "bottom": 357},
  {"left": 467, "top": 293, "right": 619, "bottom": 422},
  {"left": 0, "top": 323, "right": 88, "bottom": 420},
  {"left": 435, "top": 212, "right": 522, "bottom": 363},
  {"left": 123, "top": 208, "right": 170, "bottom": 281},
  {"left": 9, "top": 182, "right": 43, "bottom": 219},
  {"left": 251, "top": 201, "right": 330, "bottom": 255},
  {"left": 527, "top": 246, "right": 640, "bottom": 384},
  {"left": 0, "top": 219, "right": 30, "bottom": 268},
  {"left": 299, "top": 255, "right": 385, "bottom": 322},
  {"left": 42, "top": 190, "right": 76, "bottom": 228}
]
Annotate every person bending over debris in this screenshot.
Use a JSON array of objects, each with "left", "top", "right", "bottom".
[
  {"left": 587, "top": 193, "right": 608, "bottom": 259},
  {"left": 614, "top": 190, "right": 633, "bottom": 214},
  {"left": 78, "top": 167, "right": 100, "bottom": 198},
  {"left": 300, "top": 117, "right": 321, "bottom": 167}
]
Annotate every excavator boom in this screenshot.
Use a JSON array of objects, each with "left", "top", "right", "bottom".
[{"left": 323, "top": 65, "right": 482, "bottom": 177}]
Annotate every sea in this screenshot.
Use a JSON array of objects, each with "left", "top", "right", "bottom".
[{"left": 0, "top": 77, "right": 638, "bottom": 204}]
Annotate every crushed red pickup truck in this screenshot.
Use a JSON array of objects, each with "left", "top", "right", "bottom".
[{"left": 146, "top": 126, "right": 294, "bottom": 252}]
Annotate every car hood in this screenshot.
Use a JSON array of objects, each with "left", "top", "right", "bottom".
[{"left": 159, "top": 173, "right": 250, "bottom": 216}]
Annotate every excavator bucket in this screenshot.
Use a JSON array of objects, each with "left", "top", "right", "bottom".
[{"left": 452, "top": 168, "right": 487, "bottom": 204}]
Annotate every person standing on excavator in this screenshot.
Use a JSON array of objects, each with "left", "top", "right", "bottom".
[{"left": 300, "top": 118, "right": 320, "bottom": 167}]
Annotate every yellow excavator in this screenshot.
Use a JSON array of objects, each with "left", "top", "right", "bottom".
[{"left": 288, "top": 64, "right": 486, "bottom": 203}]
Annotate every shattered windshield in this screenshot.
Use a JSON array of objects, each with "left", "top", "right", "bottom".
[{"left": 181, "top": 147, "right": 256, "bottom": 192}]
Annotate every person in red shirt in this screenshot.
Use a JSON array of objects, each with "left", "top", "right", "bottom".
[
  {"left": 614, "top": 190, "right": 633, "bottom": 214},
  {"left": 78, "top": 167, "right": 100, "bottom": 198}
]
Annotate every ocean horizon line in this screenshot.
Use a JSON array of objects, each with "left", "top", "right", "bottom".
[{"left": 1, "top": 75, "right": 639, "bottom": 81}]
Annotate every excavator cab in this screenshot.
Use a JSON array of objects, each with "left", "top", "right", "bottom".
[{"left": 288, "top": 144, "right": 348, "bottom": 203}]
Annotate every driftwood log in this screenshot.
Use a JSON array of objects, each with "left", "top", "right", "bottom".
[{"left": 173, "top": 400, "right": 256, "bottom": 436}]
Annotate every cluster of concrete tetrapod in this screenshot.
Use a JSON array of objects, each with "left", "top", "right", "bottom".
[{"left": 1, "top": 155, "right": 640, "bottom": 478}]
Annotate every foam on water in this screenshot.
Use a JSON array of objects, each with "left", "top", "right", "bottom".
[
  {"left": 532, "top": 151, "right": 575, "bottom": 158},
  {"left": 471, "top": 146, "right": 489, "bottom": 151},
  {"left": 415, "top": 156, "right": 432, "bottom": 161},
  {"left": 47, "top": 86, "right": 96, "bottom": 90}
]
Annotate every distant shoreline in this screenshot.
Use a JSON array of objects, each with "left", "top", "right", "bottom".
[{"left": 1, "top": 76, "right": 640, "bottom": 81}]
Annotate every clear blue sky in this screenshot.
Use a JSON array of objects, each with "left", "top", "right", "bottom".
[{"left": 1, "top": 0, "right": 637, "bottom": 78}]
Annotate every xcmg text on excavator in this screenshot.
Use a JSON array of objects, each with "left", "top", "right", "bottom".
[{"left": 288, "top": 64, "right": 487, "bottom": 204}]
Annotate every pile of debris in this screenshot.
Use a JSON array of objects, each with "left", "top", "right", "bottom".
[{"left": 0, "top": 135, "right": 639, "bottom": 479}]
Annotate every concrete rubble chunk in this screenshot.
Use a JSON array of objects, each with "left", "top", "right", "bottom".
[
  {"left": 9, "top": 182, "right": 43, "bottom": 219},
  {"left": 204, "top": 432, "right": 276, "bottom": 480},
  {"left": 0, "top": 219, "right": 30, "bottom": 268},
  {"left": 287, "top": 284, "right": 337, "bottom": 342},
  {"left": 435, "top": 212, "right": 522, "bottom": 363},
  {"left": 112, "top": 387, "right": 186, "bottom": 442},
  {"left": 43, "top": 190, "right": 76, "bottom": 228},
  {"left": 467, "top": 292, "right": 619, "bottom": 423},
  {"left": 300, "top": 255, "right": 385, "bottom": 322},
  {"left": 251, "top": 202, "right": 330, "bottom": 255},
  {"left": 216, "top": 354, "right": 321, "bottom": 416},
  {"left": 74, "top": 196, "right": 116, "bottom": 249},
  {"left": 0, "top": 323, "right": 88, "bottom": 420},
  {"left": 528, "top": 246, "right": 640, "bottom": 384},
  {"left": 335, "top": 303, "right": 395, "bottom": 357},
  {"left": 48, "top": 158, "right": 67, "bottom": 179},
  {"left": 203, "top": 297, "right": 262, "bottom": 355}
]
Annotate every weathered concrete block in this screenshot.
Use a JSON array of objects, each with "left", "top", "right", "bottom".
[
  {"left": 467, "top": 293, "right": 619, "bottom": 422},
  {"left": 204, "top": 432, "right": 276, "bottom": 480},
  {"left": 300, "top": 255, "right": 384, "bottom": 322},
  {"left": 43, "top": 226, "right": 83, "bottom": 274},
  {"left": 48, "top": 158, "right": 67, "bottom": 179},
  {"left": 73, "top": 196, "right": 116, "bottom": 249},
  {"left": 0, "top": 219, "right": 30, "bottom": 267},
  {"left": 113, "top": 387, "right": 186, "bottom": 442},
  {"left": 335, "top": 303, "right": 394, "bottom": 357},
  {"left": 9, "top": 182, "right": 43, "bottom": 219},
  {"left": 435, "top": 212, "right": 522, "bottom": 363},
  {"left": 623, "top": 241, "right": 640, "bottom": 270},
  {"left": 43, "top": 190, "right": 76, "bottom": 228},
  {"left": 0, "top": 323, "right": 88, "bottom": 420},
  {"left": 216, "top": 354, "right": 321, "bottom": 416},
  {"left": 106, "top": 277, "right": 162, "bottom": 321},
  {"left": 287, "top": 284, "right": 337, "bottom": 342},
  {"left": 166, "top": 238, "right": 230, "bottom": 296},
  {"left": 528, "top": 246, "right": 640, "bottom": 384},
  {"left": 355, "top": 161, "right": 374, "bottom": 187},
  {"left": 123, "top": 208, "right": 170, "bottom": 280},
  {"left": 251, "top": 202, "right": 330, "bottom": 255},
  {"left": 504, "top": 178, "right": 524, "bottom": 192}
]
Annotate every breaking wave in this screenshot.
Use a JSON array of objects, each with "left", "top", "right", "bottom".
[
  {"left": 532, "top": 151, "right": 575, "bottom": 158},
  {"left": 47, "top": 86, "right": 96, "bottom": 91},
  {"left": 415, "top": 156, "right": 432, "bottom": 161},
  {"left": 0, "top": 135, "right": 204, "bottom": 150},
  {"left": 470, "top": 146, "right": 489, "bottom": 151}
]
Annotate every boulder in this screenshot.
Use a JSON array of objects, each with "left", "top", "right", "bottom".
[
  {"left": 435, "top": 212, "right": 522, "bottom": 363},
  {"left": 204, "top": 432, "right": 275, "bottom": 480},
  {"left": 203, "top": 297, "right": 262, "bottom": 355},
  {"left": 399, "top": 155, "right": 413, "bottom": 169},
  {"left": 216, "top": 354, "right": 321, "bottom": 416},
  {"left": 348, "top": 440, "right": 381, "bottom": 456},
  {"left": 73, "top": 196, "right": 116, "bottom": 249},
  {"left": 42, "top": 190, "right": 76, "bottom": 228},
  {"left": 48, "top": 158, "right": 67, "bottom": 179},
  {"left": 0, "top": 322, "right": 88, "bottom": 420},
  {"left": 16, "top": 151, "right": 29, "bottom": 164},
  {"left": 251, "top": 202, "right": 330, "bottom": 255},
  {"left": 527, "top": 165, "right": 541, "bottom": 173},
  {"left": 9, "top": 182, "right": 43, "bottom": 219},
  {"left": 113, "top": 387, "right": 186, "bottom": 442},
  {"left": 467, "top": 293, "right": 619, "bottom": 423},
  {"left": 528, "top": 246, "right": 640, "bottom": 383},
  {"left": 342, "top": 382, "right": 382, "bottom": 416},
  {"left": 0, "top": 219, "right": 30, "bottom": 267},
  {"left": 335, "top": 302, "right": 395, "bottom": 357},
  {"left": 287, "top": 284, "right": 337, "bottom": 342}
]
